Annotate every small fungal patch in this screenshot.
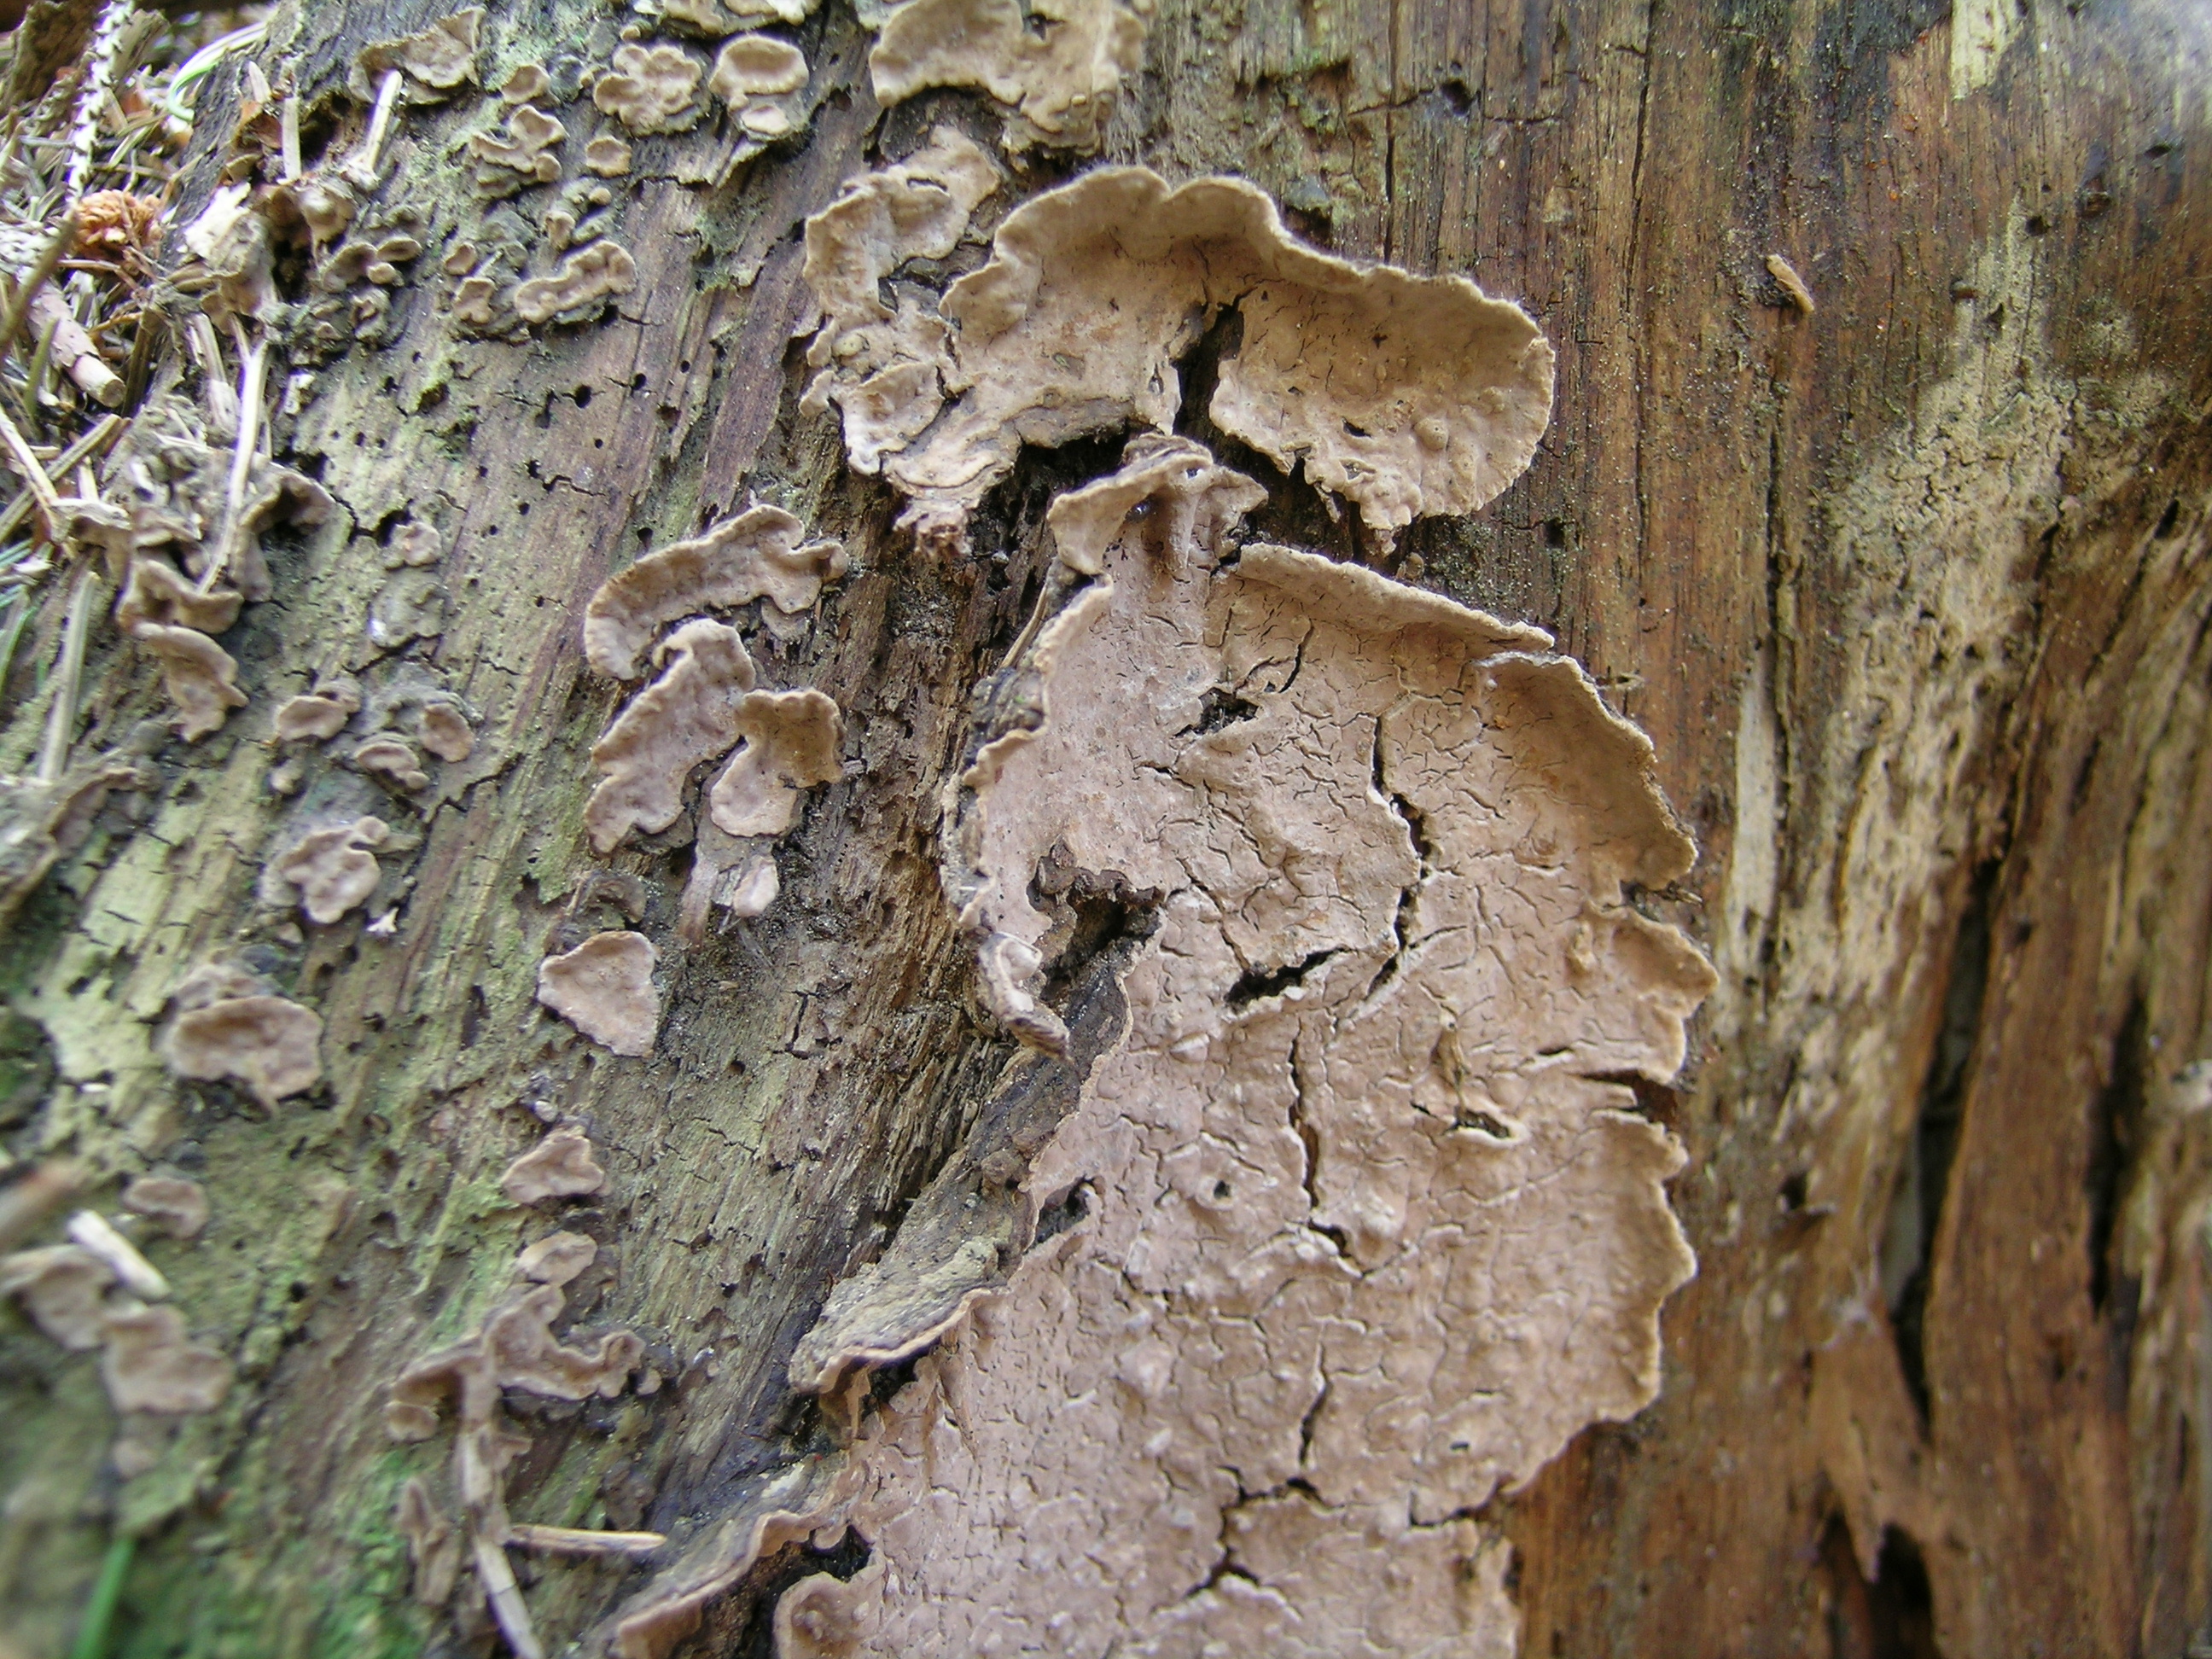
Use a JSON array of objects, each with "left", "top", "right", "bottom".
[
  {"left": 655, "top": 0, "right": 819, "bottom": 32},
  {"left": 120, "top": 1176, "right": 209, "bottom": 1240},
  {"left": 515, "top": 1231, "right": 597, "bottom": 1286},
  {"left": 501, "top": 61, "right": 552, "bottom": 102},
  {"left": 585, "top": 134, "right": 635, "bottom": 176},
  {"left": 352, "top": 736, "right": 430, "bottom": 794},
  {"left": 583, "top": 506, "right": 847, "bottom": 678},
  {"left": 417, "top": 702, "right": 474, "bottom": 762},
  {"left": 468, "top": 104, "right": 568, "bottom": 196},
  {"left": 870, "top": 0, "right": 1150, "bottom": 153},
  {"left": 131, "top": 622, "right": 247, "bottom": 742},
  {"left": 272, "top": 816, "right": 389, "bottom": 924},
  {"left": 706, "top": 689, "right": 841, "bottom": 836},
  {"left": 707, "top": 35, "right": 810, "bottom": 146},
  {"left": 498, "top": 1125, "right": 609, "bottom": 1206},
  {"left": 0, "top": 1244, "right": 114, "bottom": 1348},
  {"left": 594, "top": 43, "right": 704, "bottom": 134},
  {"left": 115, "top": 556, "right": 242, "bottom": 635},
  {"left": 511, "top": 238, "right": 637, "bottom": 326},
  {"left": 537, "top": 932, "right": 660, "bottom": 1056},
  {"left": 101, "top": 1301, "right": 232, "bottom": 1414},
  {"left": 160, "top": 968, "right": 323, "bottom": 1105},
  {"left": 273, "top": 678, "right": 363, "bottom": 742},
  {"left": 355, "top": 8, "right": 484, "bottom": 100}
]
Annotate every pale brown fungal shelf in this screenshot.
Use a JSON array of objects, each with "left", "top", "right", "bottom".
[
  {"left": 535, "top": 934, "right": 661, "bottom": 1057},
  {"left": 271, "top": 816, "right": 390, "bottom": 925},
  {"left": 870, "top": 0, "right": 1150, "bottom": 154},
  {"left": 593, "top": 43, "right": 705, "bottom": 135},
  {"left": 159, "top": 968, "right": 323, "bottom": 1106},
  {"left": 498, "top": 1125, "right": 610, "bottom": 1207},
  {"left": 805, "top": 165, "right": 1554, "bottom": 547}
]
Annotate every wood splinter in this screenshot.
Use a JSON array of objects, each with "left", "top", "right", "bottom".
[{"left": 1765, "top": 252, "right": 1816, "bottom": 314}]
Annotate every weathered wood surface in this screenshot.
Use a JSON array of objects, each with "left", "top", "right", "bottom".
[{"left": 0, "top": 0, "right": 2205, "bottom": 1654}]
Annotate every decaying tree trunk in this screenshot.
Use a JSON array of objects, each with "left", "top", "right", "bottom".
[{"left": 1, "top": 0, "right": 2207, "bottom": 1655}]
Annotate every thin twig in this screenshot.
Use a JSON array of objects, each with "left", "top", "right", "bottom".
[
  {"left": 470, "top": 1532, "right": 545, "bottom": 1659},
  {"left": 196, "top": 324, "right": 265, "bottom": 592},
  {"left": 279, "top": 90, "right": 302, "bottom": 182},
  {"left": 0, "top": 212, "right": 80, "bottom": 361},
  {"left": 354, "top": 69, "right": 405, "bottom": 182},
  {"left": 504, "top": 1524, "right": 667, "bottom": 1558},
  {"left": 36, "top": 567, "right": 96, "bottom": 786},
  {"left": 0, "top": 413, "right": 125, "bottom": 547},
  {"left": 0, "top": 402, "right": 66, "bottom": 536}
]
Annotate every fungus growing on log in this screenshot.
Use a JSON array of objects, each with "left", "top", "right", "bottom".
[
  {"left": 870, "top": 0, "right": 1149, "bottom": 154},
  {"left": 809, "top": 166, "right": 1552, "bottom": 545},
  {"left": 498, "top": 1126, "right": 610, "bottom": 1208},
  {"left": 0, "top": 1244, "right": 114, "bottom": 1348},
  {"left": 701, "top": 433, "right": 1713, "bottom": 1656},
  {"left": 131, "top": 622, "right": 247, "bottom": 742},
  {"left": 585, "top": 135, "right": 634, "bottom": 177},
  {"left": 115, "top": 556, "right": 241, "bottom": 635},
  {"left": 500, "top": 61, "right": 551, "bottom": 102},
  {"left": 585, "top": 619, "right": 758, "bottom": 851},
  {"left": 514, "top": 1231, "right": 597, "bottom": 1286},
  {"left": 707, "top": 35, "right": 810, "bottom": 143},
  {"left": 273, "top": 678, "right": 363, "bottom": 742},
  {"left": 160, "top": 970, "right": 323, "bottom": 1105},
  {"left": 468, "top": 104, "right": 568, "bottom": 196},
  {"left": 799, "top": 127, "right": 999, "bottom": 473},
  {"left": 354, "top": 8, "right": 483, "bottom": 100},
  {"left": 512, "top": 238, "right": 637, "bottom": 326},
  {"left": 594, "top": 43, "right": 703, "bottom": 134},
  {"left": 582, "top": 506, "right": 847, "bottom": 679},
  {"left": 536, "top": 933, "right": 660, "bottom": 1057},
  {"left": 658, "top": 0, "right": 818, "bottom": 31},
  {"left": 272, "top": 816, "right": 389, "bottom": 924},
  {"left": 706, "top": 689, "right": 841, "bottom": 836},
  {"left": 352, "top": 736, "right": 429, "bottom": 794},
  {"left": 417, "top": 701, "right": 474, "bottom": 762},
  {"left": 120, "top": 1176, "right": 209, "bottom": 1240},
  {"left": 100, "top": 1301, "right": 232, "bottom": 1414}
]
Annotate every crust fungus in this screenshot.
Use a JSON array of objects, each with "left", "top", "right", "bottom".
[
  {"left": 499, "top": 1125, "right": 610, "bottom": 1206},
  {"left": 512, "top": 238, "right": 637, "bottom": 326},
  {"left": 702, "top": 432, "right": 1716, "bottom": 1656},
  {"left": 515, "top": 1231, "right": 597, "bottom": 1286},
  {"left": 585, "top": 619, "right": 757, "bottom": 850},
  {"left": 594, "top": 44, "right": 704, "bottom": 134},
  {"left": 500, "top": 61, "right": 552, "bottom": 102},
  {"left": 655, "top": 0, "right": 818, "bottom": 32},
  {"left": 799, "top": 127, "right": 999, "bottom": 473},
  {"left": 585, "top": 134, "right": 635, "bottom": 176},
  {"left": 114, "top": 557, "right": 241, "bottom": 636},
  {"left": 417, "top": 701, "right": 475, "bottom": 763},
  {"left": 706, "top": 689, "right": 841, "bottom": 837},
  {"left": 0, "top": 1244, "right": 114, "bottom": 1348},
  {"left": 352, "top": 736, "right": 430, "bottom": 794},
  {"left": 390, "top": 523, "right": 444, "bottom": 568},
  {"left": 808, "top": 167, "right": 1552, "bottom": 546},
  {"left": 870, "top": 0, "right": 1150, "bottom": 154},
  {"left": 160, "top": 973, "right": 323, "bottom": 1105},
  {"left": 354, "top": 9, "right": 483, "bottom": 100},
  {"left": 101, "top": 1301, "right": 232, "bottom": 1414},
  {"left": 0, "top": 756, "right": 157, "bottom": 932},
  {"left": 706, "top": 35, "right": 810, "bottom": 143},
  {"left": 397, "top": 1477, "right": 463, "bottom": 1605},
  {"left": 468, "top": 104, "right": 568, "bottom": 195},
  {"left": 273, "top": 678, "right": 363, "bottom": 742},
  {"left": 537, "top": 933, "right": 660, "bottom": 1057},
  {"left": 121, "top": 1176, "right": 209, "bottom": 1241},
  {"left": 272, "top": 817, "right": 389, "bottom": 924},
  {"left": 583, "top": 507, "right": 847, "bottom": 679},
  {"left": 131, "top": 622, "right": 247, "bottom": 742}
]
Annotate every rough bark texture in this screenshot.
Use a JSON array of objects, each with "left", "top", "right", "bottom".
[{"left": 1, "top": 0, "right": 2208, "bottom": 1656}]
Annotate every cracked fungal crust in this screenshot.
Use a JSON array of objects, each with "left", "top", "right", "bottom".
[
  {"left": 870, "top": 0, "right": 1150, "bottom": 154},
  {"left": 815, "top": 166, "right": 1551, "bottom": 545},
  {"left": 763, "top": 439, "right": 1712, "bottom": 1656}
]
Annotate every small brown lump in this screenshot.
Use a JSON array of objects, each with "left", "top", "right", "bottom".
[
  {"left": 515, "top": 1231, "right": 597, "bottom": 1286},
  {"left": 273, "top": 678, "right": 364, "bottom": 742},
  {"left": 536, "top": 932, "right": 660, "bottom": 1057},
  {"left": 468, "top": 103, "right": 568, "bottom": 195},
  {"left": 131, "top": 622, "right": 247, "bottom": 742},
  {"left": 512, "top": 239, "right": 637, "bottom": 325},
  {"left": 0, "top": 1244, "right": 114, "bottom": 1348},
  {"left": 498, "top": 1125, "right": 610, "bottom": 1205},
  {"left": 417, "top": 702, "right": 474, "bottom": 763},
  {"left": 352, "top": 737, "right": 430, "bottom": 794},
  {"left": 707, "top": 689, "right": 843, "bottom": 837}
]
